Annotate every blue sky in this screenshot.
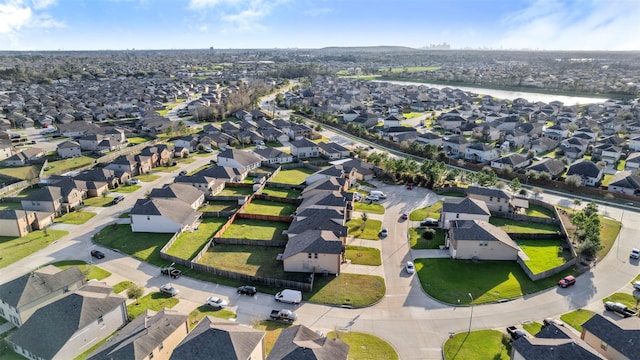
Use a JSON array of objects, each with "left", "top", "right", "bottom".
[{"left": 0, "top": 0, "right": 638, "bottom": 51}]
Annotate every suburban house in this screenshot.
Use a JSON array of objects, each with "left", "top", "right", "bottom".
[
  {"left": 74, "top": 168, "right": 128, "bottom": 189},
  {"left": 197, "top": 165, "right": 248, "bottom": 183},
  {"left": 6, "top": 283, "right": 128, "bottom": 360},
  {"left": 607, "top": 171, "right": 640, "bottom": 195},
  {"left": 3, "top": 147, "right": 45, "bottom": 166},
  {"left": 173, "top": 175, "right": 226, "bottom": 194},
  {"left": 581, "top": 313, "right": 640, "bottom": 360},
  {"left": 216, "top": 149, "right": 262, "bottom": 171},
  {"left": 464, "top": 143, "right": 500, "bottom": 162},
  {"left": 87, "top": 309, "right": 189, "bottom": 360},
  {"left": 0, "top": 265, "right": 84, "bottom": 327},
  {"left": 416, "top": 132, "right": 443, "bottom": 147},
  {"left": 0, "top": 209, "right": 54, "bottom": 237},
  {"left": 566, "top": 159, "right": 604, "bottom": 187},
  {"left": 140, "top": 145, "right": 174, "bottom": 167},
  {"left": 442, "top": 135, "right": 469, "bottom": 158},
  {"left": 624, "top": 152, "right": 640, "bottom": 171},
  {"left": 446, "top": 219, "right": 521, "bottom": 260},
  {"left": 305, "top": 165, "right": 357, "bottom": 188},
  {"left": 283, "top": 230, "right": 345, "bottom": 274},
  {"left": 290, "top": 137, "right": 320, "bottom": 159},
  {"left": 21, "top": 186, "right": 64, "bottom": 216},
  {"left": 318, "top": 142, "right": 351, "bottom": 159},
  {"left": 252, "top": 147, "right": 293, "bottom": 164},
  {"left": 331, "top": 158, "right": 375, "bottom": 181},
  {"left": 130, "top": 198, "right": 202, "bottom": 233},
  {"left": 267, "top": 324, "right": 349, "bottom": 360},
  {"left": 465, "top": 186, "right": 512, "bottom": 213},
  {"left": 0, "top": 139, "right": 14, "bottom": 161},
  {"left": 530, "top": 137, "right": 559, "bottom": 154},
  {"left": 170, "top": 317, "right": 265, "bottom": 360},
  {"left": 148, "top": 183, "right": 206, "bottom": 209},
  {"left": 440, "top": 197, "right": 491, "bottom": 229},
  {"left": 105, "top": 155, "right": 146, "bottom": 176},
  {"left": 56, "top": 141, "right": 82, "bottom": 159},
  {"left": 511, "top": 323, "right": 604, "bottom": 360},
  {"left": 490, "top": 153, "right": 530, "bottom": 170},
  {"left": 526, "top": 158, "right": 566, "bottom": 179}
]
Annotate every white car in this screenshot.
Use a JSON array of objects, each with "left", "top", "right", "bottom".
[
  {"left": 364, "top": 195, "right": 380, "bottom": 202},
  {"left": 159, "top": 284, "right": 179, "bottom": 297},
  {"left": 128, "top": 178, "right": 140, "bottom": 185},
  {"left": 405, "top": 261, "right": 415, "bottom": 274},
  {"left": 206, "top": 296, "right": 228, "bottom": 308},
  {"left": 630, "top": 248, "right": 640, "bottom": 259},
  {"left": 634, "top": 281, "right": 640, "bottom": 291}
]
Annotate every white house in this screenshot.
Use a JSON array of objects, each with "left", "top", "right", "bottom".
[
  {"left": 440, "top": 197, "right": 491, "bottom": 229},
  {"left": 130, "top": 198, "right": 202, "bottom": 233}
]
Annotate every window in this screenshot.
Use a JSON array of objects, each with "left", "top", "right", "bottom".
[
  {"left": 308, "top": 253, "right": 312, "bottom": 259},
  {"left": 456, "top": 213, "right": 459, "bottom": 219},
  {"left": 600, "top": 341, "right": 608, "bottom": 350},
  {"left": 147, "top": 216, "right": 150, "bottom": 221},
  {"left": 489, "top": 196, "right": 493, "bottom": 201},
  {"left": 148, "top": 352, "right": 154, "bottom": 359},
  {"left": 159, "top": 342, "right": 164, "bottom": 350},
  {"left": 314, "top": 253, "right": 318, "bottom": 259}
]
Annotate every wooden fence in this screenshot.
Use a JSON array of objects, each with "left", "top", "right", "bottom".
[
  {"left": 236, "top": 213, "right": 294, "bottom": 223},
  {"left": 213, "top": 238, "right": 288, "bottom": 247}
]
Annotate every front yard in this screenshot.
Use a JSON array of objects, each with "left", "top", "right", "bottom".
[
  {"left": 517, "top": 239, "right": 573, "bottom": 274},
  {"left": 0, "top": 230, "right": 69, "bottom": 269},
  {"left": 126, "top": 292, "right": 179, "bottom": 321},
  {"left": 83, "top": 196, "right": 116, "bottom": 207},
  {"left": 345, "top": 245, "right": 382, "bottom": 266},
  {"left": 221, "top": 219, "right": 289, "bottom": 241},
  {"left": 270, "top": 167, "right": 317, "bottom": 185},
  {"left": 443, "top": 330, "right": 510, "bottom": 360},
  {"left": 243, "top": 199, "right": 297, "bottom": 216},
  {"left": 409, "top": 201, "right": 442, "bottom": 221},
  {"left": 306, "top": 273, "right": 386, "bottom": 307},
  {"left": 166, "top": 218, "right": 227, "bottom": 260},
  {"left": 409, "top": 227, "right": 446, "bottom": 249},
  {"left": 50, "top": 260, "right": 111, "bottom": 280},
  {"left": 560, "top": 309, "right": 596, "bottom": 332},
  {"left": 54, "top": 210, "right": 96, "bottom": 225},
  {"left": 112, "top": 184, "right": 142, "bottom": 193},
  {"left": 328, "top": 331, "right": 399, "bottom": 360},
  {"left": 188, "top": 306, "right": 237, "bottom": 328},
  {"left": 354, "top": 202, "right": 385, "bottom": 214},
  {"left": 346, "top": 218, "right": 383, "bottom": 240},
  {"left": 93, "top": 224, "right": 173, "bottom": 266}
]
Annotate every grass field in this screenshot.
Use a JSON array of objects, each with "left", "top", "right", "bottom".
[
  {"left": 602, "top": 292, "right": 637, "bottom": 309},
  {"left": 112, "top": 185, "right": 141, "bottom": 193},
  {"left": 409, "top": 228, "right": 446, "bottom": 249},
  {"left": 222, "top": 219, "right": 289, "bottom": 241},
  {"left": 0, "top": 230, "right": 69, "bottom": 269},
  {"left": 523, "top": 322, "right": 543, "bottom": 335},
  {"left": 93, "top": 224, "right": 173, "bottom": 266},
  {"left": 243, "top": 199, "right": 298, "bottom": 216},
  {"left": 166, "top": 218, "right": 226, "bottom": 260},
  {"left": 271, "top": 167, "right": 316, "bottom": 185},
  {"left": 443, "top": 330, "right": 510, "bottom": 360},
  {"left": 127, "top": 137, "right": 153, "bottom": 144},
  {"left": 517, "top": 239, "right": 573, "bottom": 274},
  {"left": 306, "top": 273, "right": 385, "bottom": 307},
  {"left": 188, "top": 306, "right": 236, "bottom": 328},
  {"left": 354, "top": 202, "right": 385, "bottom": 214},
  {"left": 328, "top": 331, "right": 399, "bottom": 360},
  {"left": 346, "top": 218, "right": 383, "bottom": 240},
  {"left": 50, "top": 260, "right": 111, "bottom": 280},
  {"left": 113, "top": 281, "right": 134, "bottom": 294},
  {"left": 198, "top": 201, "right": 240, "bottom": 213},
  {"left": 409, "top": 201, "right": 442, "bottom": 221},
  {"left": 84, "top": 196, "right": 116, "bottom": 207},
  {"left": 135, "top": 173, "right": 161, "bottom": 182},
  {"left": 219, "top": 186, "right": 255, "bottom": 196},
  {"left": 126, "top": 292, "right": 179, "bottom": 321},
  {"left": 525, "top": 205, "right": 555, "bottom": 218},
  {"left": 346, "top": 245, "right": 382, "bottom": 266},
  {"left": 598, "top": 217, "right": 621, "bottom": 259},
  {"left": 489, "top": 217, "right": 560, "bottom": 234},
  {"left": 414, "top": 258, "right": 577, "bottom": 304},
  {"left": 0, "top": 202, "right": 22, "bottom": 210},
  {"left": 253, "top": 320, "right": 293, "bottom": 356},
  {"left": 42, "top": 156, "right": 96, "bottom": 176},
  {"left": 0, "top": 165, "right": 40, "bottom": 179},
  {"left": 260, "top": 187, "right": 302, "bottom": 198},
  {"left": 54, "top": 211, "right": 97, "bottom": 225},
  {"left": 560, "top": 309, "right": 596, "bottom": 332},
  {"left": 381, "top": 66, "right": 440, "bottom": 73}
]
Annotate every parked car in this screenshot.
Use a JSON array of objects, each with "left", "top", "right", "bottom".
[
  {"left": 631, "top": 248, "right": 640, "bottom": 259},
  {"left": 604, "top": 301, "right": 637, "bottom": 317},
  {"left": 380, "top": 228, "right": 388, "bottom": 237},
  {"left": 179, "top": 170, "right": 187, "bottom": 176},
  {"left": 506, "top": 326, "right": 527, "bottom": 340},
  {"left": 128, "top": 178, "right": 139, "bottom": 185},
  {"left": 405, "top": 261, "right": 415, "bottom": 274},
  {"left": 634, "top": 281, "right": 640, "bottom": 291},
  {"left": 112, "top": 195, "right": 125, "bottom": 205},
  {"left": 364, "top": 195, "right": 380, "bottom": 202},
  {"left": 90, "top": 250, "right": 105, "bottom": 259},
  {"left": 160, "top": 267, "right": 182, "bottom": 278},
  {"left": 206, "top": 296, "right": 228, "bottom": 309},
  {"left": 159, "top": 284, "right": 179, "bottom": 297},
  {"left": 543, "top": 318, "right": 565, "bottom": 327},
  {"left": 400, "top": 213, "right": 408, "bottom": 220},
  {"left": 420, "top": 218, "right": 439, "bottom": 227},
  {"left": 237, "top": 285, "right": 257, "bottom": 296},
  {"left": 274, "top": 289, "right": 302, "bottom": 304},
  {"left": 558, "top": 275, "right": 576, "bottom": 288}
]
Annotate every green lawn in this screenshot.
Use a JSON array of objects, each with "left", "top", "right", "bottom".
[
  {"left": 54, "top": 211, "right": 97, "bottom": 225},
  {"left": 306, "top": 273, "right": 385, "bottom": 307},
  {"left": 188, "top": 306, "right": 237, "bottom": 328},
  {"left": 126, "top": 292, "right": 179, "bottom": 321},
  {"left": 42, "top": 156, "right": 96, "bottom": 176},
  {"left": 260, "top": 187, "right": 302, "bottom": 198},
  {"left": 489, "top": 217, "right": 560, "bottom": 234},
  {"left": 346, "top": 246, "right": 382, "bottom": 266},
  {"left": 271, "top": 167, "right": 316, "bottom": 185},
  {"left": 112, "top": 185, "right": 141, "bottom": 193},
  {"left": 118, "top": 212, "right": 130, "bottom": 218},
  {"left": 523, "top": 322, "right": 543, "bottom": 336},
  {"left": 409, "top": 201, "right": 442, "bottom": 221},
  {"left": 525, "top": 205, "right": 555, "bottom": 219},
  {"left": 443, "top": 330, "right": 510, "bottom": 360},
  {"left": 198, "top": 244, "right": 307, "bottom": 282},
  {"left": 560, "top": 309, "right": 596, "bottom": 332},
  {"left": 328, "top": 331, "right": 398, "bottom": 360},
  {"left": 346, "top": 218, "right": 383, "bottom": 240},
  {"left": 413, "top": 258, "right": 577, "bottom": 304},
  {"left": 0, "top": 202, "right": 22, "bottom": 210},
  {"left": 113, "top": 281, "right": 134, "bottom": 294},
  {"left": 93, "top": 224, "right": 173, "bottom": 266},
  {"left": 517, "top": 239, "right": 573, "bottom": 274},
  {"left": 155, "top": 165, "right": 180, "bottom": 172},
  {"left": 199, "top": 201, "right": 241, "bottom": 213},
  {"left": 166, "top": 218, "right": 226, "bottom": 260},
  {"left": 127, "top": 137, "right": 153, "bottom": 144},
  {"left": 598, "top": 217, "right": 622, "bottom": 260},
  {"left": 254, "top": 320, "right": 293, "bottom": 356},
  {"left": 219, "top": 186, "right": 255, "bottom": 196},
  {"left": 222, "top": 219, "right": 289, "bottom": 241},
  {"left": 603, "top": 292, "right": 637, "bottom": 309},
  {"left": 0, "top": 165, "right": 40, "bottom": 179},
  {"left": 354, "top": 202, "right": 385, "bottom": 214},
  {"left": 383, "top": 66, "right": 440, "bottom": 73},
  {"left": 50, "top": 260, "right": 111, "bottom": 280},
  {"left": 243, "top": 199, "right": 297, "bottom": 216},
  {"left": 83, "top": 196, "right": 116, "bottom": 207},
  {"left": 0, "top": 230, "right": 69, "bottom": 269},
  {"left": 409, "top": 228, "right": 446, "bottom": 249},
  {"left": 135, "top": 173, "right": 161, "bottom": 182}
]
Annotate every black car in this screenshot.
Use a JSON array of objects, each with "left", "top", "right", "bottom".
[
  {"left": 112, "top": 195, "right": 125, "bottom": 205},
  {"left": 91, "top": 250, "right": 105, "bottom": 259},
  {"left": 420, "top": 218, "right": 439, "bottom": 227},
  {"left": 161, "top": 267, "right": 182, "bottom": 279},
  {"left": 237, "top": 285, "right": 257, "bottom": 296}
]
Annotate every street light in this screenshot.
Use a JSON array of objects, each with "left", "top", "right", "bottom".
[{"left": 468, "top": 293, "right": 474, "bottom": 333}]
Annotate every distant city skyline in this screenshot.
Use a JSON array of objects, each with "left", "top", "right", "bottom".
[{"left": 0, "top": 0, "right": 638, "bottom": 51}]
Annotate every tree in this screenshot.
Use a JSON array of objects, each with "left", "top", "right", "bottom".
[
  {"left": 495, "top": 181, "right": 506, "bottom": 189},
  {"left": 509, "top": 178, "right": 521, "bottom": 193},
  {"left": 565, "top": 174, "right": 582, "bottom": 188},
  {"left": 127, "top": 284, "right": 144, "bottom": 305},
  {"left": 572, "top": 198, "right": 582, "bottom": 210},
  {"left": 532, "top": 187, "right": 542, "bottom": 199}
]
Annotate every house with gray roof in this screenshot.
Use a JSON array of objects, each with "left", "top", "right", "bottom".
[
  {"left": 0, "top": 265, "right": 84, "bottom": 327},
  {"left": 148, "top": 183, "right": 205, "bottom": 209},
  {"left": 490, "top": 153, "right": 530, "bottom": 170},
  {"left": 581, "top": 313, "right": 640, "bottom": 360},
  {"left": 511, "top": 323, "right": 604, "bottom": 360},
  {"left": 526, "top": 158, "right": 566, "bottom": 179},
  {"left": 173, "top": 175, "right": 225, "bottom": 194},
  {"left": 442, "top": 135, "right": 469, "bottom": 158},
  {"left": 290, "top": 137, "right": 319, "bottom": 159},
  {"left": 318, "top": 142, "right": 350, "bottom": 160},
  {"left": 447, "top": 219, "right": 521, "bottom": 260},
  {"left": 21, "top": 186, "right": 64, "bottom": 215},
  {"left": 0, "top": 138, "right": 14, "bottom": 161},
  {"left": 566, "top": 159, "right": 604, "bottom": 187},
  {"left": 56, "top": 140, "right": 82, "bottom": 159},
  {"left": 465, "top": 143, "right": 500, "bottom": 163},
  {"left": 170, "top": 317, "right": 265, "bottom": 360},
  {"left": 216, "top": 149, "right": 262, "bottom": 171},
  {"left": 6, "top": 283, "right": 127, "bottom": 360},
  {"left": 252, "top": 147, "right": 293, "bottom": 164},
  {"left": 267, "top": 324, "right": 349, "bottom": 360},
  {"left": 3, "top": 147, "right": 45, "bottom": 166},
  {"left": 440, "top": 197, "right": 491, "bottom": 229},
  {"left": 87, "top": 309, "right": 189, "bottom": 360},
  {"left": 466, "top": 186, "right": 512, "bottom": 213},
  {"left": 607, "top": 171, "right": 640, "bottom": 196},
  {"left": 297, "top": 191, "right": 348, "bottom": 214},
  {"left": 130, "top": 198, "right": 202, "bottom": 233}
]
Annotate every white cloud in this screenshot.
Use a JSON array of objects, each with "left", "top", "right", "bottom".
[
  {"left": 304, "top": 7, "right": 331, "bottom": 17},
  {"left": 189, "top": 0, "right": 289, "bottom": 32},
  {"left": 199, "top": 25, "right": 208, "bottom": 31},
  {"left": 188, "top": 0, "right": 244, "bottom": 9},
  {"left": 0, "top": 0, "right": 63, "bottom": 36},
  {"left": 30, "top": 0, "right": 56, "bottom": 10},
  {"left": 498, "top": 0, "right": 640, "bottom": 50}
]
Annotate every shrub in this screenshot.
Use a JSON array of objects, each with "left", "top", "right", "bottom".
[{"left": 422, "top": 228, "right": 436, "bottom": 240}]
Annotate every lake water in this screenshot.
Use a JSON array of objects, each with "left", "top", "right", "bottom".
[{"left": 376, "top": 80, "right": 607, "bottom": 105}]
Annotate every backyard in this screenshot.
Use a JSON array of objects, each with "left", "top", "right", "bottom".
[
  {"left": 270, "top": 167, "right": 317, "bottom": 185},
  {"left": 41, "top": 156, "right": 96, "bottom": 176},
  {"left": 221, "top": 219, "right": 289, "bottom": 241},
  {"left": 242, "top": 199, "right": 298, "bottom": 216},
  {"left": 489, "top": 217, "right": 560, "bottom": 234},
  {"left": 0, "top": 230, "right": 69, "bottom": 269},
  {"left": 346, "top": 218, "right": 383, "bottom": 240},
  {"left": 218, "top": 186, "right": 255, "bottom": 196},
  {"left": 306, "top": 273, "right": 386, "bottom": 307},
  {"left": 93, "top": 224, "right": 173, "bottom": 266},
  {"left": 0, "top": 165, "right": 40, "bottom": 180},
  {"left": 0, "top": 201, "right": 23, "bottom": 210},
  {"left": 166, "top": 218, "right": 227, "bottom": 260},
  {"left": 260, "top": 187, "right": 302, "bottom": 198},
  {"left": 517, "top": 239, "right": 573, "bottom": 274},
  {"left": 198, "top": 201, "right": 241, "bottom": 213},
  {"left": 525, "top": 204, "right": 555, "bottom": 218}
]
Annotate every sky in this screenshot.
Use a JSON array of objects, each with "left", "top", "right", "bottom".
[{"left": 0, "top": 0, "right": 638, "bottom": 51}]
